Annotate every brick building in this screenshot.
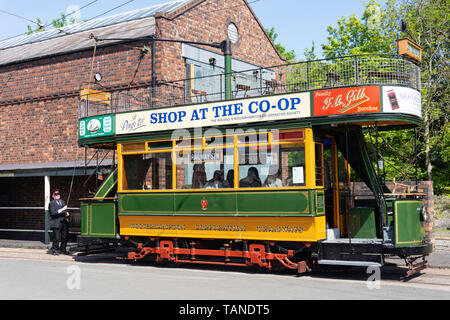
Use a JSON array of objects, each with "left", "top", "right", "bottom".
[{"left": 0, "top": 0, "right": 284, "bottom": 237}]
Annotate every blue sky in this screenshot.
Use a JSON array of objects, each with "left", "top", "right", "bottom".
[{"left": 0, "top": 0, "right": 383, "bottom": 59}]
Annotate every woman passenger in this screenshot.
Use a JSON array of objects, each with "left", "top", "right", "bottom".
[
  {"left": 223, "top": 169, "right": 234, "bottom": 188},
  {"left": 192, "top": 164, "right": 207, "bottom": 189},
  {"left": 204, "top": 170, "right": 224, "bottom": 189},
  {"left": 239, "top": 167, "right": 262, "bottom": 188}
]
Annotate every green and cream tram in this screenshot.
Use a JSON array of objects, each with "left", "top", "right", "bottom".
[{"left": 78, "top": 54, "right": 432, "bottom": 275}]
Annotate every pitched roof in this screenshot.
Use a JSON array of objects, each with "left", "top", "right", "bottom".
[
  {"left": 0, "top": 0, "right": 283, "bottom": 66},
  {"left": 0, "top": 0, "right": 190, "bottom": 66}
]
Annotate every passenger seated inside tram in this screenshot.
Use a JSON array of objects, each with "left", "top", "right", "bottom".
[
  {"left": 192, "top": 163, "right": 207, "bottom": 189},
  {"left": 239, "top": 167, "right": 262, "bottom": 188},
  {"left": 204, "top": 170, "right": 224, "bottom": 189},
  {"left": 223, "top": 169, "right": 234, "bottom": 188},
  {"left": 264, "top": 165, "right": 283, "bottom": 188},
  {"left": 285, "top": 173, "right": 293, "bottom": 187}
]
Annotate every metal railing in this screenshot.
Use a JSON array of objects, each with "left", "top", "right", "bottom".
[
  {"left": 79, "top": 54, "right": 421, "bottom": 119},
  {"left": 0, "top": 207, "right": 81, "bottom": 244}
]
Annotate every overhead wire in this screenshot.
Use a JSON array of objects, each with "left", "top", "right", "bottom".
[
  {"left": 0, "top": 9, "right": 45, "bottom": 28},
  {"left": 41, "top": 0, "right": 99, "bottom": 30},
  {"left": 1, "top": 0, "right": 267, "bottom": 103},
  {"left": 0, "top": 0, "right": 99, "bottom": 42},
  {"left": 87, "top": 0, "right": 135, "bottom": 21},
  {"left": 1, "top": 0, "right": 261, "bottom": 43},
  {"left": 0, "top": 0, "right": 133, "bottom": 43}
]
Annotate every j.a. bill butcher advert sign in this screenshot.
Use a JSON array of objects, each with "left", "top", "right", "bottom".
[
  {"left": 116, "top": 92, "right": 311, "bottom": 135},
  {"left": 314, "top": 86, "right": 380, "bottom": 116}
]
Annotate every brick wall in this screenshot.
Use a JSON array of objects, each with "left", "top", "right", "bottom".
[{"left": 0, "top": 42, "right": 152, "bottom": 165}]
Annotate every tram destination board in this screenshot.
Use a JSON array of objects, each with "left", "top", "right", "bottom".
[{"left": 115, "top": 92, "right": 311, "bottom": 135}]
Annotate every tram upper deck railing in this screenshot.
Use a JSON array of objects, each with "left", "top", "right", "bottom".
[{"left": 78, "top": 53, "right": 421, "bottom": 119}]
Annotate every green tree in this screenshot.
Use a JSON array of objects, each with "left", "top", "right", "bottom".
[
  {"left": 383, "top": 0, "right": 449, "bottom": 193},
  {"left": 322, "top": 0, "right": 394, "bottom": 58},
  {"left": 322, "top": 0, "right": 449, "bottom": 194},
  {"left": 303, "top": 41, "right": 318, "bottom": 61},
  {"left": 407, "top": 0, "right": 449, "bottom": 193},
  {"left": 266, "top": 27, "right": 296, "bottom": 62}
]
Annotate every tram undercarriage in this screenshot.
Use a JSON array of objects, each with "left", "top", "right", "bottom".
[
  {"left": 99, "top": 234, "right": 430, "bottom": 276},
  {"left": 126, "top": 237, "right": 309, "bottom": 272}
]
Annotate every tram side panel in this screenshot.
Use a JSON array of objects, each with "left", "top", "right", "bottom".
[
  {"left": 80, "top": 168, "right": 118, "bottom": 240},
  {"left": 81, "top": 200, "right": 117, "bottom": 239},
  {"left": 390, "top": 199, "right": 426, "bottom": 248},
  {"left": 117, "top": 190, "right": 327, "bottom": 243}
]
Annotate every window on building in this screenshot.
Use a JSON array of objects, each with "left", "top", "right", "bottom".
[
  {"left": 227, "top": 23, "right": 239, "bottom": 44},
  {"left": 186, "top": 59, "right": 224, "bottom": 103},
  {"left": 185, "top": 57, "right": 276, "bottom": 101}
]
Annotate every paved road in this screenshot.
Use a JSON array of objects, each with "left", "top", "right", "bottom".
[{"left": 0, "top": 248, "right": 449, "bottom": 301}]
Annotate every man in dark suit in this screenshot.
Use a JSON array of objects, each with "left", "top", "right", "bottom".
[{"left": 48, "top": 190, "right": 70, "bottom": 255}]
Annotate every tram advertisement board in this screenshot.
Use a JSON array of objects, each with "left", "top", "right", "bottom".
[
  {"left": 382, "top": 86, "right": 422, "bottom": 118},
  {"left": 116, "top": 92, "right": 310, "bottom": 135},
  {"left": 313, "top": 86, "right": 380, "bottom": 116},
  {"left": 79, "top": 115, "right": 114, "bottom": 139}
]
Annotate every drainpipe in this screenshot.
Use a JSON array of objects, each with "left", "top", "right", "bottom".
[
  {"left": 220, "top": 40, "right": 233, "bottom": 100},
  {"left": 152, "top": 37, "right": 156, "bottom": 105}
]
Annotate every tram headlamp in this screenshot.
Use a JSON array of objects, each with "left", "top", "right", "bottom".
[{"left": 419, "top": 206, "right": 428, "bottom": 222}]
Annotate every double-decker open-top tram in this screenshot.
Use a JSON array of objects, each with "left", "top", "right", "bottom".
[{"left": 78, "top": 54, "right": 432, "bottom": 274}]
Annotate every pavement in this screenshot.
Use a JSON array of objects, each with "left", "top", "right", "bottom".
[
  {"left": 0, "top": 238, "right": 448, "bottom": 269},
  {"left": 428, "top": 239, "right": 450, "bottom": 268}
]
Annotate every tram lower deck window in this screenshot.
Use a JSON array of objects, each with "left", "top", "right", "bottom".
[
  {"left": 119, "top": 133, "right": 310, "bottom": 191},
  {"left": 122, "top": 153, "right": 173, "bottom": 190},
  {"left": 238, "top": 143, "right": 306, "bottom": 188},
  {"left": 176, "top": 147, "right": 235, "bottom": 189}
]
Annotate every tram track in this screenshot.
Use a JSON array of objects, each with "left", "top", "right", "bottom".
[{"left": 0, "top": 247, "right": 449, "bottom": 290}]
